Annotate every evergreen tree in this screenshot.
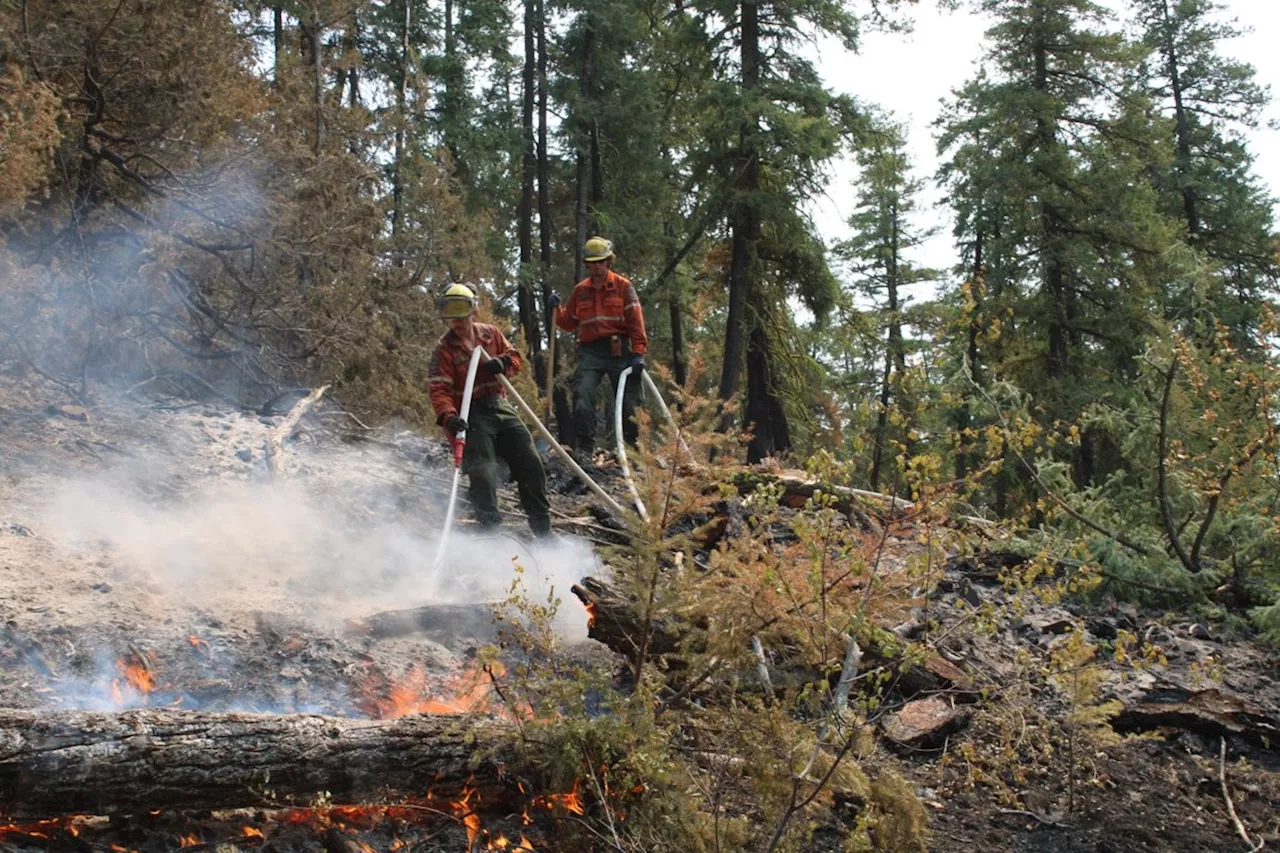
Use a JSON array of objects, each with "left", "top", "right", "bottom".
[
  {"left": 836, "top": 118, "right": 936, "bottom": 490},
  {"left": 1132, "top": 0, "right": 1278, "bottom": 346},
  {"left": 937, "top": 0, "right": 1174, "bottom": 487}
]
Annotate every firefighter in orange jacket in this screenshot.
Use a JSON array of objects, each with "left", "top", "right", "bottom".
[
  {"left": 548, "top": 236, "right": 648, "bottom": 452},
  {"left": 428, "top": 283, "right": 551, "bottom": 537}
]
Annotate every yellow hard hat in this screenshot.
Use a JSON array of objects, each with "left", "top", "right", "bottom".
[
  {"left": 437, "top": 283, "right": 477, "bottom": 319},
  {"left": 583, "top": 236, "right": 615, "bottom": 263}
]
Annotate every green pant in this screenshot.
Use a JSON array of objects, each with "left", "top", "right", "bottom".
[
  {"left": 573, "top": 338, "right": 641, "bottom": 450},
  {"left": 461, "top": 399, "right": 551, "bottom": 536}
]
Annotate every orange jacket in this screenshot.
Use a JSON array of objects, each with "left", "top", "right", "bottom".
[
  {"left": 427, "top": 322, "right": 521, "bottom": 423},
  {"left": 554, "top": 270, "right": 648, "bottom": 355}
]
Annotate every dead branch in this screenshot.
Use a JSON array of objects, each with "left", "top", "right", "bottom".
[
  {"left": 1220, "top": 737, "right": 1266, "bottom": 852},
  {"left": 264, "top": 384, "right": 329, "bottom": 478}
]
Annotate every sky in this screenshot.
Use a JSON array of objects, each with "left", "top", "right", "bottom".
[{"left": 811, "top": 0, "right": 1280, "bottom": 287}]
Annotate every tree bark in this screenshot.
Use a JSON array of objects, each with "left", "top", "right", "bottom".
[
  {"left": 1159, "top": 0, "right": 1200, "bottom": 237},
  {"left": 273, "top": 5, "right": 285, "bottom": 86},
  {"left": 391, "top": 0, "right": 411, "bottom": 244},
  {"left": 517, "top": 0, "right": 540, "bottom": 358},
  {"left": 0, "top": 709, "right": 511, "bottom": 820},
  {"left": 536, "top": 0, "right": 553, "bottom": 359},
  {"left": 305, "top": 7, "right": 325, "bottom": 156}
]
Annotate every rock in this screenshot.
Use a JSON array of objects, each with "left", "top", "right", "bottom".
[
  {"left": 6, "top": 523, "right": 33, "bottom": 537},
  {"left": 44, "top": 404, "right": 89, "bottom": 423},
  {"left": 91, "top": 582, "right": 112, "bottom": 593},
  {"left": 881, "top": 696, "right": 970, "bottom": 748},
  {"left": 1187, "top": 623, "right": 1216, "bottom": 642},
  {"left": 1019, "top": 608, "right": 1075, "bottom": 635},
  {"left": 278, "top": 666, "right": 305, "bottom": 681},
  {"left": 235, "top": 449, "right": 254, "bottom": 462}
]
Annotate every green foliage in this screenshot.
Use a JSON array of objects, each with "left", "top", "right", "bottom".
[{"left": 482, "top": 401, "right": 937, "bottom": 851}]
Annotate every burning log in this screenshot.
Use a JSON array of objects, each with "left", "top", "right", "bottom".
[{"left": 0, "top": 708, "right": 512, "bottom": 820}]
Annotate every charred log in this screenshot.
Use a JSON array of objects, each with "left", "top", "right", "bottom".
[
  {"left": 0, "top": 708, "right": 512, "bottom": 820},
  {"left": 345, "top": 603, "right": 498, "bottom": 641}
]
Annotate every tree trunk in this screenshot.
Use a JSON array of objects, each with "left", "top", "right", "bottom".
[
  {"left": 391, "top": 0, "right": 411, "bottom": 245},
  {"left": 536, "top": 0, "right": 553, "bottom": 388},
  {"left": 573, "top": 19, "right": 595, "bottom": 282},
  {"left": 665, "top": 223, "right": 688, "bottom": 386},
  {"left": 306, "top": 7, "right": 325, "bottom": 156},
  {"left": 955, "top": 230, "right": 984, "bottom": 482},
  {"left": 744, "top": 317, "right": 790, "bottom": 462},
  {"left": 1159, "top": 0, "right": 1200, "bottom": 236},
  {"left": 717, "top": 0, "right": 761, "bottom": 415},
  {"left": 273, "top": 5, "right": 284, "bottom": 86},
  {"left": 517, "top": 0, "right": 541, "bottom": 358},
  {"left": 0, "top": 709, "right": 511, "bottom": 820}
]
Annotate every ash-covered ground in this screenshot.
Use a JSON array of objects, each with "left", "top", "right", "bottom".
[{"left": 0, "top": 372, "right": 609, "bottom": 851}]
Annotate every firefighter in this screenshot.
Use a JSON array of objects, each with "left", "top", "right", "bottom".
[
  {"left": 548, "top": 236, "right": 648, "bottom": 453},
  {"left": 428, "top": 283, "right": 552, "bottom": 537}
]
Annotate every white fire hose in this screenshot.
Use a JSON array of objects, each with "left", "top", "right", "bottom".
[
  {"left": 433, "top": 345, "right": 666, "bottom": 572},
  {"left": 614, "top": 367, "right": 649, "bottom": 521},
  {"left": 430, "top": 346, "right": 484, "bottom": 573}
]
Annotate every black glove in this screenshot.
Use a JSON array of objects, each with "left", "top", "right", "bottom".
[
  {"left": 547, "top": 292, "right": 562, "bottom": 309},
  {"left": 483, "top": 356, "right": 508, "bottom": 376},
  {"left": 446, "top": 414, "right": 468, "bottom": 433},
  {"left": 630, "top": 354, "right": 645, "bottom": 373}
]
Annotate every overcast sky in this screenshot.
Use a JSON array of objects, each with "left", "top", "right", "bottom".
[{"left": 811, "top": 0, "right": 1280, "bottom": 285}]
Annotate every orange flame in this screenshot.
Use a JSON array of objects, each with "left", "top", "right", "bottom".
[
  {"left": 242, "top": 826, "right": 264, "bottom": 839},
  {"left": 532, "top": 779, "right": 585, "bottom": 816},
  {"left": 111, "top": 651, "right": 156, "bottom": 707},
  {"left": 357, "top": 663, "right": 502, "bottom": 719},
  {"left": 187, "top": 635, "right": 210, "bottom": 654},
  {"left": 583, "top": 601, "right": 598, "bottom": 628},
  {"left": 178, "top": 833, "right": 201, "bottom": 847},
  {"left": 0, "top": 818, "right": 84, "bottom": 842}
]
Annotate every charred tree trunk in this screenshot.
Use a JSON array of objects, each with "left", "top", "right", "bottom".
[
  {"left": 574, "top": 15, "right": 597, "bottom": 281},
  {"left": 0, "top": 709, "right": 512, "bottom": 820},
  {"left": 744, "top": 318, "right": 790, "bottom": 463}
]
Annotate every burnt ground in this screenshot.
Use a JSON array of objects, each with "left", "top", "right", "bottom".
[{"left": 0, "top": 370, "right": 1278, "bottom": 852}]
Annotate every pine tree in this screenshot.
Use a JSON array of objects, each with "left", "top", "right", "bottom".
[
  {"left": 836, "top": 118, "right": 936, "bottom": 490},
  {"left": 937, "top": 0, "right": 1174, "bottom": 487},
  {"left": 1131, "top": 0, "right": 1278, "bottom": 347}
]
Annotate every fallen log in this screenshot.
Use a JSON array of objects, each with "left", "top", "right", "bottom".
[
  {"left": 0, "top": 708, "right": 511, "bottom": 820},
  {"left": 345, "top": 602, "right": 499, "bottom": 641},
  {"left": 732, "top": 469, "right": 994, "bottom": 528},
  {"left": 1112, "top": 687, "right": 1280, "bottom": 749},
  {"left": 570, "top": 576, "right": 971, "bottom": 700}
]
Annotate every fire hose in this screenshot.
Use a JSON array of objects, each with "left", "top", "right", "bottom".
[
  {"left": 430, "top": 345, "right": 629, "bottom": 572},
  {"left": 431, "top": 345, "right": 687, "bottom": 569},
  {"left": 613, "top": 367, "right": 691, "bottom": 521},
  {"left": 430, "top": 346, "right": 484, "bottom": 573},
  {"left": 614, "top": 367, "right": 648, "bottom": 521}
]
